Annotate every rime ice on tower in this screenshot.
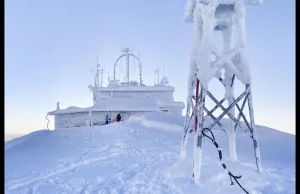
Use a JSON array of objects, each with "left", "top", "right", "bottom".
[{"left": 180, "top": 0, "right": 262, "bottom": 184}]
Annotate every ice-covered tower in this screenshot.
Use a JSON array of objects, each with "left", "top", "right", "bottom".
[{"left": 180, "top": 0, "right": 262, "bottom": 184}]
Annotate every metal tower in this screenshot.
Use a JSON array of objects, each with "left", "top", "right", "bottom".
[{"left": 180, "top": 0, "right": 263, "bottom": 184}]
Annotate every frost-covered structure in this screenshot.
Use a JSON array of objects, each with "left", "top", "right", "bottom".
[
  {"left": 180, "top": 0, "right": 262, "bottom": 184},
  {"left": 48, "top": 49, "right": 184, "bottom": 129}
]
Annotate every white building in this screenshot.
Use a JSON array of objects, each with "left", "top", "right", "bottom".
[{"left": 48, "top": 48, "right": 185, "bottom": 129}]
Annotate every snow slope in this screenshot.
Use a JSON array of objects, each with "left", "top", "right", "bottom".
[
  {"left": 5, "top": 134, "right": 25, "bottom": 142},
  {"left": 5, "top": 112, "right": 295, "bottom": 194}
]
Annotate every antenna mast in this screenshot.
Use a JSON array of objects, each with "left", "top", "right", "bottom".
[
  {"left": 96, "top": 57, "right": 101, "bottom": 87},
  {"left": 138, "top": 52, "right": 142, "bottom": 85},
  {"left": 122, "top": 47, "right": 133, "bottom": 83},
  {"left": 154, "top": 67, "right": 160, "bottom": 84},
  {"left": 100, "top": 67, "right": 104, "bottom": 87},
  {"left": 89, "top": 57, "right": 101, "bottom": 104}
]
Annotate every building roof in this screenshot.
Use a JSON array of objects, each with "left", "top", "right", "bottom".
[
  {"left": 48, "top": 97, "right": 160, "bottom": 115},
  {"left": 48, "top": 106, "right": 90, "bottom": 115},
  {"left": 97, "top": 85, "right": 174, "bottom": 92}
]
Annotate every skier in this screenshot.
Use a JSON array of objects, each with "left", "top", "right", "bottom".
[{"left": 116, "top": 113, "right": 121, "bottom": 122}]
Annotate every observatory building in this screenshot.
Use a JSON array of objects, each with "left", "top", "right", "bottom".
[{"left": 48, "top": 48, "right": 185, "bottom": 129}]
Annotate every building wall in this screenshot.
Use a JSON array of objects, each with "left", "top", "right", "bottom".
[
  {"left": 55, "top": 112, "right": 89, "bottom": 128},
  {"left": 54, "top": 111, "right": 149, "bottom": 129},
  {"left": 96, "top": 91, "right": 174, "bottom": 101},
  {"left": 159, "top": 107, "right": 182, "bottom": 115}
]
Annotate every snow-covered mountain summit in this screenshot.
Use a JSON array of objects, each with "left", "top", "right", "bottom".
[{"left": 5, "top": 112, "right": 295, "bottom": 194}]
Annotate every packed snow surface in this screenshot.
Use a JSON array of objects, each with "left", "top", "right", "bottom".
[
  {"left": 5, "top": 112, "right": 295, "bottom": 194},
  {"left": 5, "top": 134, "right": 24, "bottom": 142}
]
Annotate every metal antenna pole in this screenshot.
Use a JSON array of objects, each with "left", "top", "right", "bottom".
[
  {"left": 158, "top": 67, "right": 160, "bottom": 84},
  {"left": 154, "top": 67, "right": 160, "bottom": 84},
  {"left": 138, "top": 52, "right": 142, "bottom": 85},
  {"left": 122, "top": 47, "right": 132, "bottom": 83},
  {"left": 100, "top": 68, "right": 105, "bottom": 87},
  {"left": 96, "top": 58, "right": 101, "bottom": 87}
]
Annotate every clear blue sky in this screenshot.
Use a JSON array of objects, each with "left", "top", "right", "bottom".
[{"left": 5, "top": 0, "right": 295, "bottom": 135}]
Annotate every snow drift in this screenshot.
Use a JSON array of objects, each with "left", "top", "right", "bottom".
[
  {"left": 5, "top": 134, "right": 24, "bottom": 142},
  {"left": 5, "top": 112, "right": 295, "bottom": 194}
]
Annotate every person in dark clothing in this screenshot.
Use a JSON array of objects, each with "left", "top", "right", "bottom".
[
  {"left": 116, "top": 113, "right": 121, "bottom": 122},
  {"left": 108, "top": 114, "right": 111, "bottom": 123}
]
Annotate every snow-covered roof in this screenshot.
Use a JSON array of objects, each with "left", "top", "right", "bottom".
[
  {"left": 204, "top": 0, "right": 262, "bottom": 5},
  {"left": 48, "top": 96, "right": 186, "bottom": 115},
  {"left": 97, "top": 86, "right": 174, "bottom": 92},
  {"left": 48, "top": 106, "right": 90, "bottom": 115},
  {"left": 48, "top": 97, "right": 160, "bottom": 115}
]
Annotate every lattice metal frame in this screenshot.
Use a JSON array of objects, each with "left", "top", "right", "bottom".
[{"left": 180, "top": 0, "right": 262, "bottom": 183}]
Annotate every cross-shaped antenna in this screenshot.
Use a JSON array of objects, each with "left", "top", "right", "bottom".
[
  {"left": 90, "top": 57, "right": 102, "bottom": 87},
  {"left": 90, "top": 57, "right": 100, "bottom": 74},
  {"left": 122, "top": 47, "right": 133, "bottom": 54},
  {"left": 90, "top": 68, "right": 96, "bottom": 74}
]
